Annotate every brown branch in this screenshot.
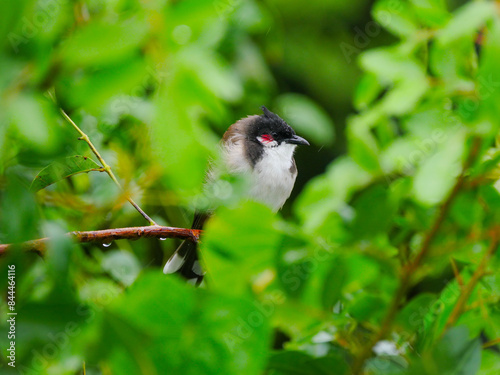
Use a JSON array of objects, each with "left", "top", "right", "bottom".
[
  {"left": 351, "top": 137, "right": 482, "bottom": 375},
  {"left": 0, "top": 226, "right": 201, "bottom": 256},
  {"left": 443, "top": 229, "right": 499, "bottom": 332}
]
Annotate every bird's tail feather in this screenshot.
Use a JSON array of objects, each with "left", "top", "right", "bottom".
[
  {"left": 163, "top": 211, "right": 209, "bottom": 285},
  {"left": 163, "top": 239, "right": 204, "bottom": 285}
]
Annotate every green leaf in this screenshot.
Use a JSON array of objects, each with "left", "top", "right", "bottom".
[
  {"left": 348, "top": 293, "right": 386, "bottom": 322},
  {"left": 0, "top": 0, "right": 31, "bottom": 51},
  {"left": 408, "top": 327, "right": 481, "bottom": 375},
  {"left": 321, "top": 256, "right": 348, "bottom": 311},
  {"left": 410, "top": 0, "right": 449, "bottom": 28},
  {"left": 419, "top": 278, "right": 463, "bottom": 349},
  {"left": 274, "top": 93, "right": 335, "bottom": 146},
  {"left": 354, "top": 73, "right": 384, "bottom": 110},
  {"left": 30, "top": 155, "right": 104, "bottom": 192},
  {"left": 60, "top": 17, "right": 149, "bottom": 67},
  {"left": 8, "top": 93, "right": 59, "bottom": 151},
  {"left": 178, "top": 47, "right": 243, "bottom": 103},
  {"left": 152, "top": 73, "right": 216, "bottom": 193},
  {"left": 372, "top": 0, "right": 419, "bottom": 38},
  {"left": 359, "top": 49, "right": 428, "bottom": 115},
  {"left": 430, "top": 38, "right": 476, "bottom": 81},
  {"left": 101, "top": 250, "right": 142, "bottom": 287},
  {"left": 380, "top": 78, "right": 428, "bottom": 116},
  {"left": 479, "top": 351, "right": 500, "bottom": 375},
  {"left": 347, "top": 118, "right": 382, "bottom": 173},
  {"left": 365, "top": 356, "right": 407, "bottom": 375},
  {"left": 44, "top": 222, "right": 74, "bottom": 284},
  {"left": 351, "top": 184, "right": 396, "bottom": 239},
  {"left": 360, "top": 49, "right": 425, "bottom": 83},
  {"left": 1, "top": 172, "right": 40, "bottom": 243},
  {"left": 480, "top": 185, "right": 500, "bottom": 212},
  {"left": 91, "top": 273, "right": 271, "bottom": 375},
  {"left": 450, "top": 191, "right": 484, "bottom": 228},
  {"left": 55, "top": 57, "right": 149, "bottom": 113},
  {"left": 321, "top": 254, "right": 390, "bottom": 313},
  {"left": 396, "top": 293, "right": 436, "bottom": 333},
  {"left": 295, "top": 156, "right": 373, "bottom": 233},
  {"left": 202, "top": 202, "right": 282, "bottom": 295},
  {"left": 412, "top": 131, "right": 466, "bottom": 205},
  {"left": 437, "top": 2, "right": 496, "bottom": 45}
]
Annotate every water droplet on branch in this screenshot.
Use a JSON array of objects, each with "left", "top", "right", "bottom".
[{"left": 102, "top": 242, "right": 112, "bottom": 248}]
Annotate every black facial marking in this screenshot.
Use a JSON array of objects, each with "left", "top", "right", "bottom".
[
  {"left": 245, "top": 140, "right": 264, "bottom": 168},
  {"left": 243, "top": 107, "right": 297, "bottom": 168}
]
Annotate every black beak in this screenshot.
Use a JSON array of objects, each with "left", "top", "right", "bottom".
[{"left": 286, "top": 134, "right": 310, "bottom": 146}]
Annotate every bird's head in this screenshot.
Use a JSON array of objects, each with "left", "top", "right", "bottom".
[{"left": 248, "top": 106, "right": 309, "bottom": 148}]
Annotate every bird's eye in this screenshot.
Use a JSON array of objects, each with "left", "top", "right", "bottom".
[{"left": 259, "top": 134, "right": 274, "bottom": 144}]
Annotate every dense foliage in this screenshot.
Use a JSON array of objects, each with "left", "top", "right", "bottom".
[{"left": 2, "top": 0, "right": 500, "bottom": 374}]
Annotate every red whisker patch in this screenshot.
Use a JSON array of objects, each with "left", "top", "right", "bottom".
[{"left": 260, "top": 134, "right": 274, "bottom": 143}]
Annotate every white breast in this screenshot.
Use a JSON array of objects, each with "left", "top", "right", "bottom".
[
  {"left": 222, "top": 124, "right": 298, "bottom": 212},
  {"left": 249, "top": 143, "right": 297, "bottom": 212}
]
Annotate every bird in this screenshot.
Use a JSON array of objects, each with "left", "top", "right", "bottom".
[{"left": 163, "top": 106, "right": 309, "bottom": 285}]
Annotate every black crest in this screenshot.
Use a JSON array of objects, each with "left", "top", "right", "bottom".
[{"left": 247, "top": 106, "right": 295, "bottom": 141}]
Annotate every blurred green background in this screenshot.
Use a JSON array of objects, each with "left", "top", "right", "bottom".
[{"left": 2, "top": 0, "right": 500, "bottom": 374}]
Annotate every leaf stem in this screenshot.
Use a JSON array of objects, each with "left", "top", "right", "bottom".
[
  {"left": 443, "top": 229, "right": 499, "bottom": 332},
  {"left": 59, "top": 108, "right": 157, "bottom": 226}
]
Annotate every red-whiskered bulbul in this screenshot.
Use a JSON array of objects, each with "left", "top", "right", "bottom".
[{"left": 163, "top": 106, "right": 309, "bottom": 284}]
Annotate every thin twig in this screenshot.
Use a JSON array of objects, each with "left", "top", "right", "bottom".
[
  {"left": 443, "top": 230, "right": 499, "bottom": 332},
  {"left": 0, "top": 226, "right": 201, "bottom": 255},
  {"left": 483, "top": 337, "right": 500, "bottom": 349},
  {"left": 351, "top": 137, "right": 482, "bottom": 375},
  {"left": 58, "top": 107, "right": 157, "bottom": 226},
  {"left": 450, "top": 257, "right": 465, "bottom": 288}
]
